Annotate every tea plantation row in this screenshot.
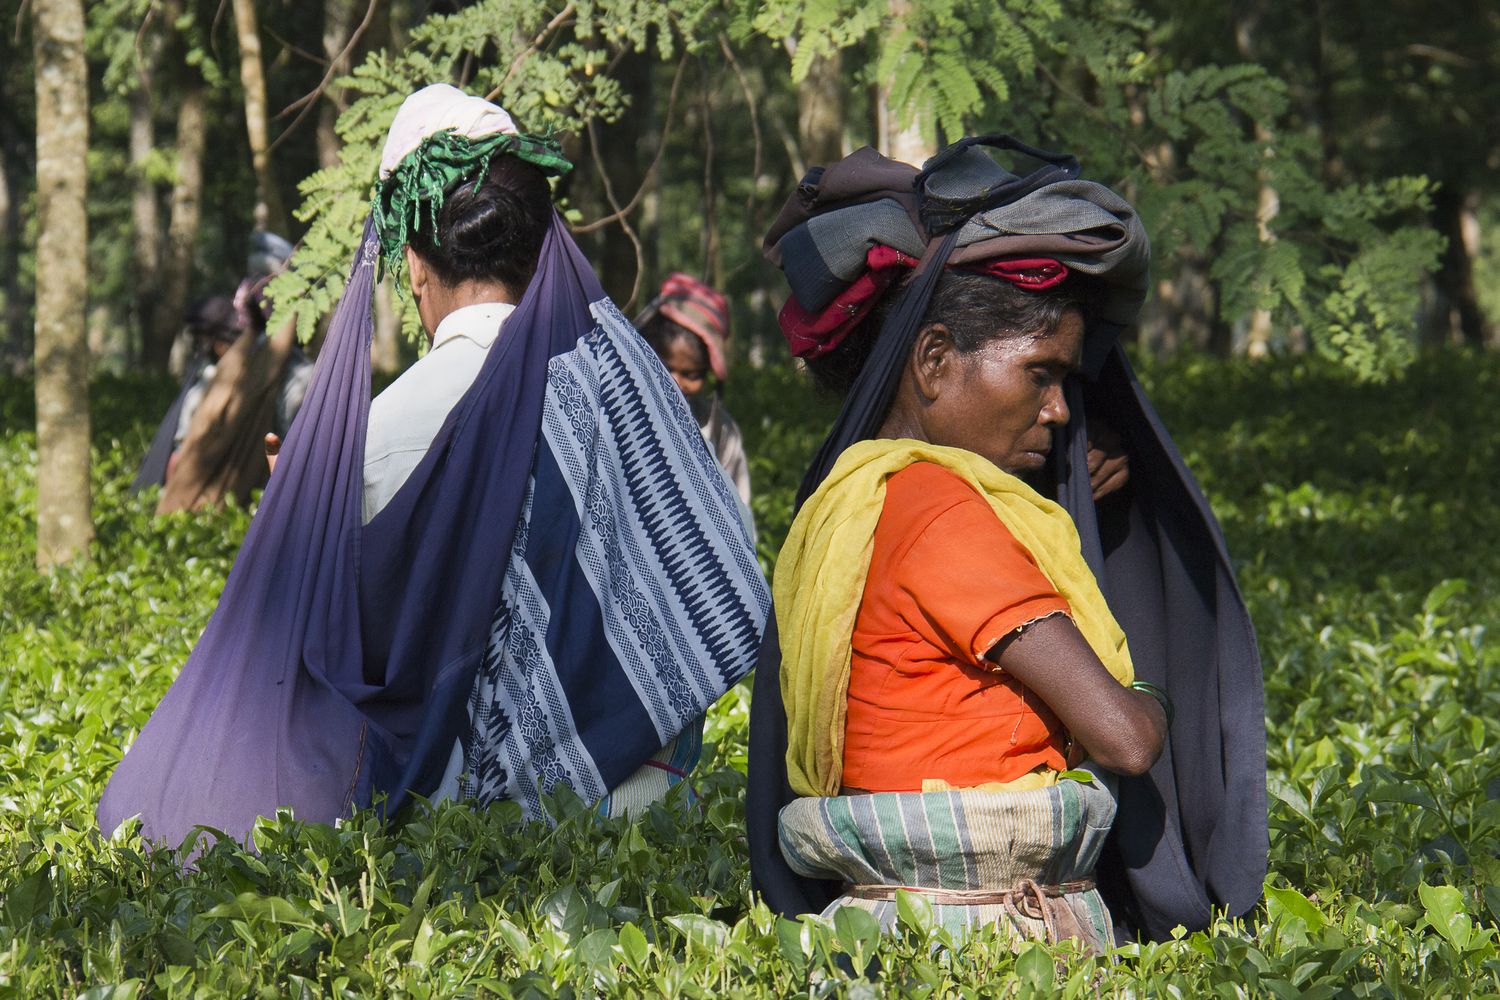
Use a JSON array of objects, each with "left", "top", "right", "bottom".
[{"left": 0, "top": 353, "right": 1498, "bottom": 997}]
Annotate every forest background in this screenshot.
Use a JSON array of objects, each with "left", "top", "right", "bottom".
[
  {"left": 9, "top": 0, "right": 1500, "bottom": 563},
  {"left": 9, "top": 0, "right": 1500, "bottom": 371},
  {"left": 4, "top": 1, "right": 1500, "bottom": 994}
]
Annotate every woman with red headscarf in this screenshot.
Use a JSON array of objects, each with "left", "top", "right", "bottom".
[
  {"left": 636, "top": 274, "right": 752, "bottom": 520},
  {"left": 748, "top": 137, "right": 1266, "bottom": 951}
]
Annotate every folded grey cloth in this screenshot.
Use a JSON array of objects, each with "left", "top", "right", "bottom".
[{"left": 769, "top": 145, "right": 1150, "bottom": 326}]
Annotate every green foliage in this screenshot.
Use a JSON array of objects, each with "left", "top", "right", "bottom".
[
  {"left": 1031, "top": 12, "right": 1442, "bottom": 380},
  {"left": 4, "top": 352, "right": 1500, "bottom": 993},
  {"left": 751, "top": 0, "right": 1064, "bottom": 141},
  {"left": 748, "top": 0, "right": 1445, "bottom": 379},
  {"left": 268, "top": 0, "right": 719, "bottom": 345}
]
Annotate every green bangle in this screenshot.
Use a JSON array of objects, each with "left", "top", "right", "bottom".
[{"left": 1131, "top": 680, "right": 1174, "bottom": 728}]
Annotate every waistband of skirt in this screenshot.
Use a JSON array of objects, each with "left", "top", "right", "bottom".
[{"left": 844, "top": 877, "right": 1096, "bottom": 909}]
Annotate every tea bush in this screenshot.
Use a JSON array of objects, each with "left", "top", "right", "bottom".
[{"left": 2, "top": 353, "right": 1499, "bottom": 997}]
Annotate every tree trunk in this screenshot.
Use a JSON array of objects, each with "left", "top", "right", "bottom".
[
  {"left": 1234, "top": 2, "right": 1278, "bottom": 358},
  {"left": 317, "top": 0, "right": 357, "bottom": 170},
  {"left": 154, "top": 77, "right": 208, "bottom": 362},
  {"left": 1432, "top": 183, "right": 1487, "bottom": 348},
  {"left": 371, "top": 279, "right": 401, "bottom": 374},
  {"left": 876, "top": 0, "right": 935, "bottom": 165},
  {"left": 798, "top": 50, "right": 844, "bottom": 167},
  {"left": 32, "top": 0, "right": 93, "bottom": 568},
  {"left": 1244, "top": 125, "right": 1279, "bottom": 358},
  {"left": 232, "top": 0, "right": 288, "bottom": 234},
  {"left": 130, "top": 86, "right": 163, "bottom": 368}
]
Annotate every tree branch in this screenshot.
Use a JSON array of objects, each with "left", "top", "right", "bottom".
[
  {"left": 486, "top": 3, "right": 578, "bottom": 102},
  {"left": 265, "top": 0, "right": 379, "bottom": 156},
  {"left": 262, "top": 25, "right": 333, "bottom": 68},
  {"left": 132, "top": 4, "right": 160, "bottom": 95},
  {"left": 584, "top": 118, "right": 645, "bottom": 312},
  {"left": 1402, "top": 43, "right": 1476, "bottom": 67},
  {"left": 14, "top": 0, "right": 31, "bottom": 44},
  {"left": 570, "top": 55, "right": 688, "bottom": 235}
]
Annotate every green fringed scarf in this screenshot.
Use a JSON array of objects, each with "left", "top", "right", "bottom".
[{"left": 373, "top": 128, "right": 571, "bottom": 284}]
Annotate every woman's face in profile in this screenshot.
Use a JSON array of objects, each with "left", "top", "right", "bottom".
[{"left": 922, "top": 309, "right": 1084, "bottom": 475}]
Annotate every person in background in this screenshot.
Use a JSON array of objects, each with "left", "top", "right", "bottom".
[
  {"left": 178, "top": 234, "right": 313, "bottom": 453},
  {"left": 157, "top": 233, "right": 312, "bottom": 513},
  {"left": 132, "top": 296, "right": 237, "bottom": 493},
  {"left": 636, "top": 274, "right": 753, "bottom": 527}
]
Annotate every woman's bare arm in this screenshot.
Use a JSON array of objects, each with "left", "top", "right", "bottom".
[{"left": 987, "top": 614, "right": 1166, "bottom": 776}]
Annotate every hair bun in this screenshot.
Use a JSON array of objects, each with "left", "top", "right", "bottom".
[{"left": 408, "top": 156, "right": 552, "bottom": 292}]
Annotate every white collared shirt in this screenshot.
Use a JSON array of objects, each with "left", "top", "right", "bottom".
[{"left": 363, "top": 301, "right": 515, "bottom": 523}]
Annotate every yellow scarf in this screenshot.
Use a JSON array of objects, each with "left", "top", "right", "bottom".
[{"left": 775, "top": 440, "right": 1134, "bottom": 798}]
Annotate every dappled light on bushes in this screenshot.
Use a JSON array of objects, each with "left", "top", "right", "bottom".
[{"left": 2, "top": 354, "right": 1500, "bottom": 994}]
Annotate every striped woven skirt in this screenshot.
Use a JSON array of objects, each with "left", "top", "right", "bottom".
[{"left": 778, "top": 779, "right": 1116, "bottom": 952}]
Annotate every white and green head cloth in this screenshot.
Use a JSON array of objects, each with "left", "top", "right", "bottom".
[{"left": 373, "top": 83, "right": 571, "bottom": 280}]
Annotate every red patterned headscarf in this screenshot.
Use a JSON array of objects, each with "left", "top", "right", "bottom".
[
  {"left": 779, "top": 247, "right": 1069, "bottom": 359},
  {"left": 639, "top": 273, "right": 731, "bottom": 380}
]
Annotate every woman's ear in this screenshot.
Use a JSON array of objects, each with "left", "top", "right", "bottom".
[
  {"left": 404, "top": 246, "right": 427, "bottom": 299},
  {"left": 910, "top": 323, "right": 956, "bottom": 403}
]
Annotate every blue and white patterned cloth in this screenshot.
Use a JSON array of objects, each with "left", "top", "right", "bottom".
[
  {"left": 98, "top": 215, "right": 768, "bottom": 848},
  {"left": 454, "top": 301, "right": 768, "bottom": 817}
]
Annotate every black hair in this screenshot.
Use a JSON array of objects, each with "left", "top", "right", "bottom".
[
  {"left": 407, "top": 155, "right": 552, "bottom": 294},
  {"left": 640, "top": 314, "right": 707, "bottom": 364},
  {"left": 186, "top": 295, "right": 240, "bottom": 343},
  {"left": 804, "top": 269, "right": 1096, "bottom": 396}
]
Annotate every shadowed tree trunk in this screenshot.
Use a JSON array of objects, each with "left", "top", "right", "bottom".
[
  {"left": 128, "top": 5, "right": 167, "bottom": 367},
  {"left": 798, "top": 50, "right": 844, "bottom": 168},
  {"left": 130, "top": 85, "right": 163, "bottom": 368},
  {"left": 32, "top": 0, "right": 93, "bottom": 568},
  {"left": 0, "top": 87, "right": 33, "bottom": 370},
  {"left": 1432, "top": 183, "right": 1487, "bottom": 348},
  {"left": 155, "top": 75, "right": 207, "bottom": 361},
  {"left": 1310, "top": 0, "right": 1342, "bottom": 185},
  {"left": 317, "top": 0, "right": 357, "bottom": 170},
  {"left": 232, "top": 0, "right": 287, "bottom": 234},
  {"left": 0, "top": 139, "right": 26, "bottom": 372},
  {"left": 876, "top": 0, "right": 935, "bottom": 165}
]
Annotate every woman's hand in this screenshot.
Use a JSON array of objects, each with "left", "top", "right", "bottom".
[
  {"left": 265, "top": 433, "right": 281, "bottom": 474},
  {"left": 988, "top": 614, "right": 1166, "bottom": 776},
  {"left": 1086, "top": 420, "right": 1129, "bottom": 502}
]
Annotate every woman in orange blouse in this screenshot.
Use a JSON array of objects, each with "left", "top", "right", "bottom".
[
  {"left": 754, "top": 139, "right": 1265, "bottom": 949},
  {"left": 824, "top": 276, "right": 1166, "bottom": 791},
  {"left": 752, "top": 125, "right": 1182, "bottom": 951}
]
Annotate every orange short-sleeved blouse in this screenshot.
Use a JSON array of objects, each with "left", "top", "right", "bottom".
[{"left": 841, "top": 462, "right": 1072, "bottom": 792}]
